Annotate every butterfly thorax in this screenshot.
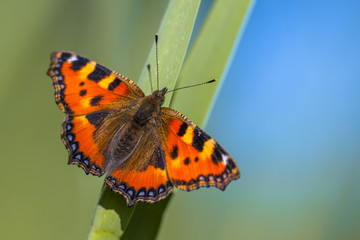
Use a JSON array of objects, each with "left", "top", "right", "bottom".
[{"left": 133, "top": 87, "right": 167, "bottom": 126}]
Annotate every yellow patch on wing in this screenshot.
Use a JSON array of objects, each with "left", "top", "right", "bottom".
[
  {"left": 77, "top": 61, "right": 96, "bottom": 78},
  {"left": 200, "top": 138, "right": 216, "bottom": 159},
  {"left": 98, "top": 74, "right": 116, "bottom": 89},
  {"left": 181, "top": 125, "right": 194, "bottom": 145}
]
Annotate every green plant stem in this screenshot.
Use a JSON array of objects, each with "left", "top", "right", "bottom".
[
  {"left": 170, "top": 0, "right": 254, "bottom": 126},
  {"left": 87, "top": 1, "right": 201, "bottom": 239}
]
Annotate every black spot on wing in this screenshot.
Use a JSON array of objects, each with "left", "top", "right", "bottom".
[
  {"left": 79, "top": 90, "right": 87, "bottom": 96},
  {"left": 171, "top": 145, "right": 178, "bottom": 159},
  {"left": 211, "top": 143, "right": 224, "bottom": 164},
  {"left": 79, "top": 81, "right": 85, "bottom": 86},
  {"left": 71, "top": 56, "right": 89, "bottom": 71},
  {"left": 60, "top": 52, "right": 71, "bottom": 60},
  {"left": 149, "top": 147, "right": 166, "bottom": 170},
  {"left": 177, "top": 122, "right": 188, "bottom": 137},
  {"left": 192, "top": 127, "right": 211, "bottom": 152},
  {"left": 227, "top": 158, "right": 237, "bottom": 170},
  {"left": 88, "top": 63, "right": 111, "bottom": 82},
  {"left": 90, "top": 95, "right": 103, "bottom": 106},
  {"left": 184, "top": 157, "right": 190, "bottom": 165},
  {"left": 85, "top": 111, "right": 110, "bottom": 129},
  {"left": 108, "top": 78, "right": 121, "bottom": 91}
]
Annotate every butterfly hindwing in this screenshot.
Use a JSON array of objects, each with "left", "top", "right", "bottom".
[
  {"left": 47, "top": 51, "right": 145, "bottom": 115},
  {"left": 104, "top": 126, "right": 173, "bottom": 206},
  {"left": 61, "top": 110, "right": 116, "bottom": 176},
  {"left": 160, "top": 108, "right": 240, "bottom": 191},
  {"left": 105, "top": 164, "right": 173, "bottom": 207}
]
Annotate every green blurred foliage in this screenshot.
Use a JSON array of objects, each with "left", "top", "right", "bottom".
[
  {"left": 0, "top": 0, "right": 253, "bottom": 239},
  {"left": 0, "top": 1, "right": 168, "bottom": 239}
]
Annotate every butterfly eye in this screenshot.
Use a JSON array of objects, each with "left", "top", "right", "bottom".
[
  {"left": 151, "top": 90, "right": 165, "bottom": 104},
  {"left": 161, "top": 87, "right": 168, "bottom": 94}
]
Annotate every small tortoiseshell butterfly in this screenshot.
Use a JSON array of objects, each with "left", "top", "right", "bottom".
[{"left": 47, "top": 40, "right": 240, "bottom": 206}]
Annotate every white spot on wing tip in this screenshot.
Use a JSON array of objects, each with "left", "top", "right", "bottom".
[
  {"left": 67, "top": 55, "right": 78, "bottom": 62},
  {"left": 222, "top": 153, "right": 230, "bottom": 165}
]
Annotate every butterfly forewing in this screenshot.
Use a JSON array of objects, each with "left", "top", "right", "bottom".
[
  {"left": 160, "top": 108, "right": 240, "bottom": 191},
  {"left": 62, "top": 114, "right": 111, "bottom": 176},
  {"left": 47, "top": 51, "right": 144, "bottom": 115}
]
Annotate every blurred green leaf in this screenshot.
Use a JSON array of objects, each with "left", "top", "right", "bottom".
[
  {"left": 87, "top": 1, "right": 201, "bottom": 239},
  {"left": 137, "top": 0, "right": 201, "bottom": 106},
  {"left": 170, "top": 0, "right": 253, "bottom": 126},
  {"left": 88, "top": 0, "right": 254, "bottom": 239}
]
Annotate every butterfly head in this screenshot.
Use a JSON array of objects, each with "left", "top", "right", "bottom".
[{"left": 151, "top": 87, "right": 168, "bottom": 105}]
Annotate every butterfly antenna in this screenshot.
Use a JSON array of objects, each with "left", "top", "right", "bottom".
[
  {"left": 155, "top": 34, "right": 160, "bottom": 91},
  {"left": 147, "top": 64, "right": 153, "bottom": 92},
  {"left": 166, "top": 79, "right": 216, "bottom": 93}
]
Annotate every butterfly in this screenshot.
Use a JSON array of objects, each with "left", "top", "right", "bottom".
[{"left": 47, "top": 47, "right": 240, "bottom": 206}]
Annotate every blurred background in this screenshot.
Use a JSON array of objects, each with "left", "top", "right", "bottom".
[{"left": 1, "top": 0, "right": 359, "bottom": 239}]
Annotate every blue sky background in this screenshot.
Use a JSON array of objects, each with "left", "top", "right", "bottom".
[{"left": 198, "top": 0, "right": 360, "bottom": 239}]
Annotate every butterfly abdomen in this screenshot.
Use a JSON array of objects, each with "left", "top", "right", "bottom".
[{"left": 106, "top": 122, "right": 144, "bottom": 167}]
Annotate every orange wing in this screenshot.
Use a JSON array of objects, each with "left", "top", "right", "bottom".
[
  {"left": 61, "top": 111, "right": 112, "bottom": 176},
  {"left": 105, "top": 162, "right": 173, "bottom": 207},
  {"left": 105, "top": 130, "right": 173, "bottom": 206},
  {"left": 47, "top": 51, "right": 144, "bottom": 115},
  {"left": 160, "top": 108, "right": 240, "bottom": 191},
  {"left": 48, "top": 51, "right": 144, "bottom": 176}
]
